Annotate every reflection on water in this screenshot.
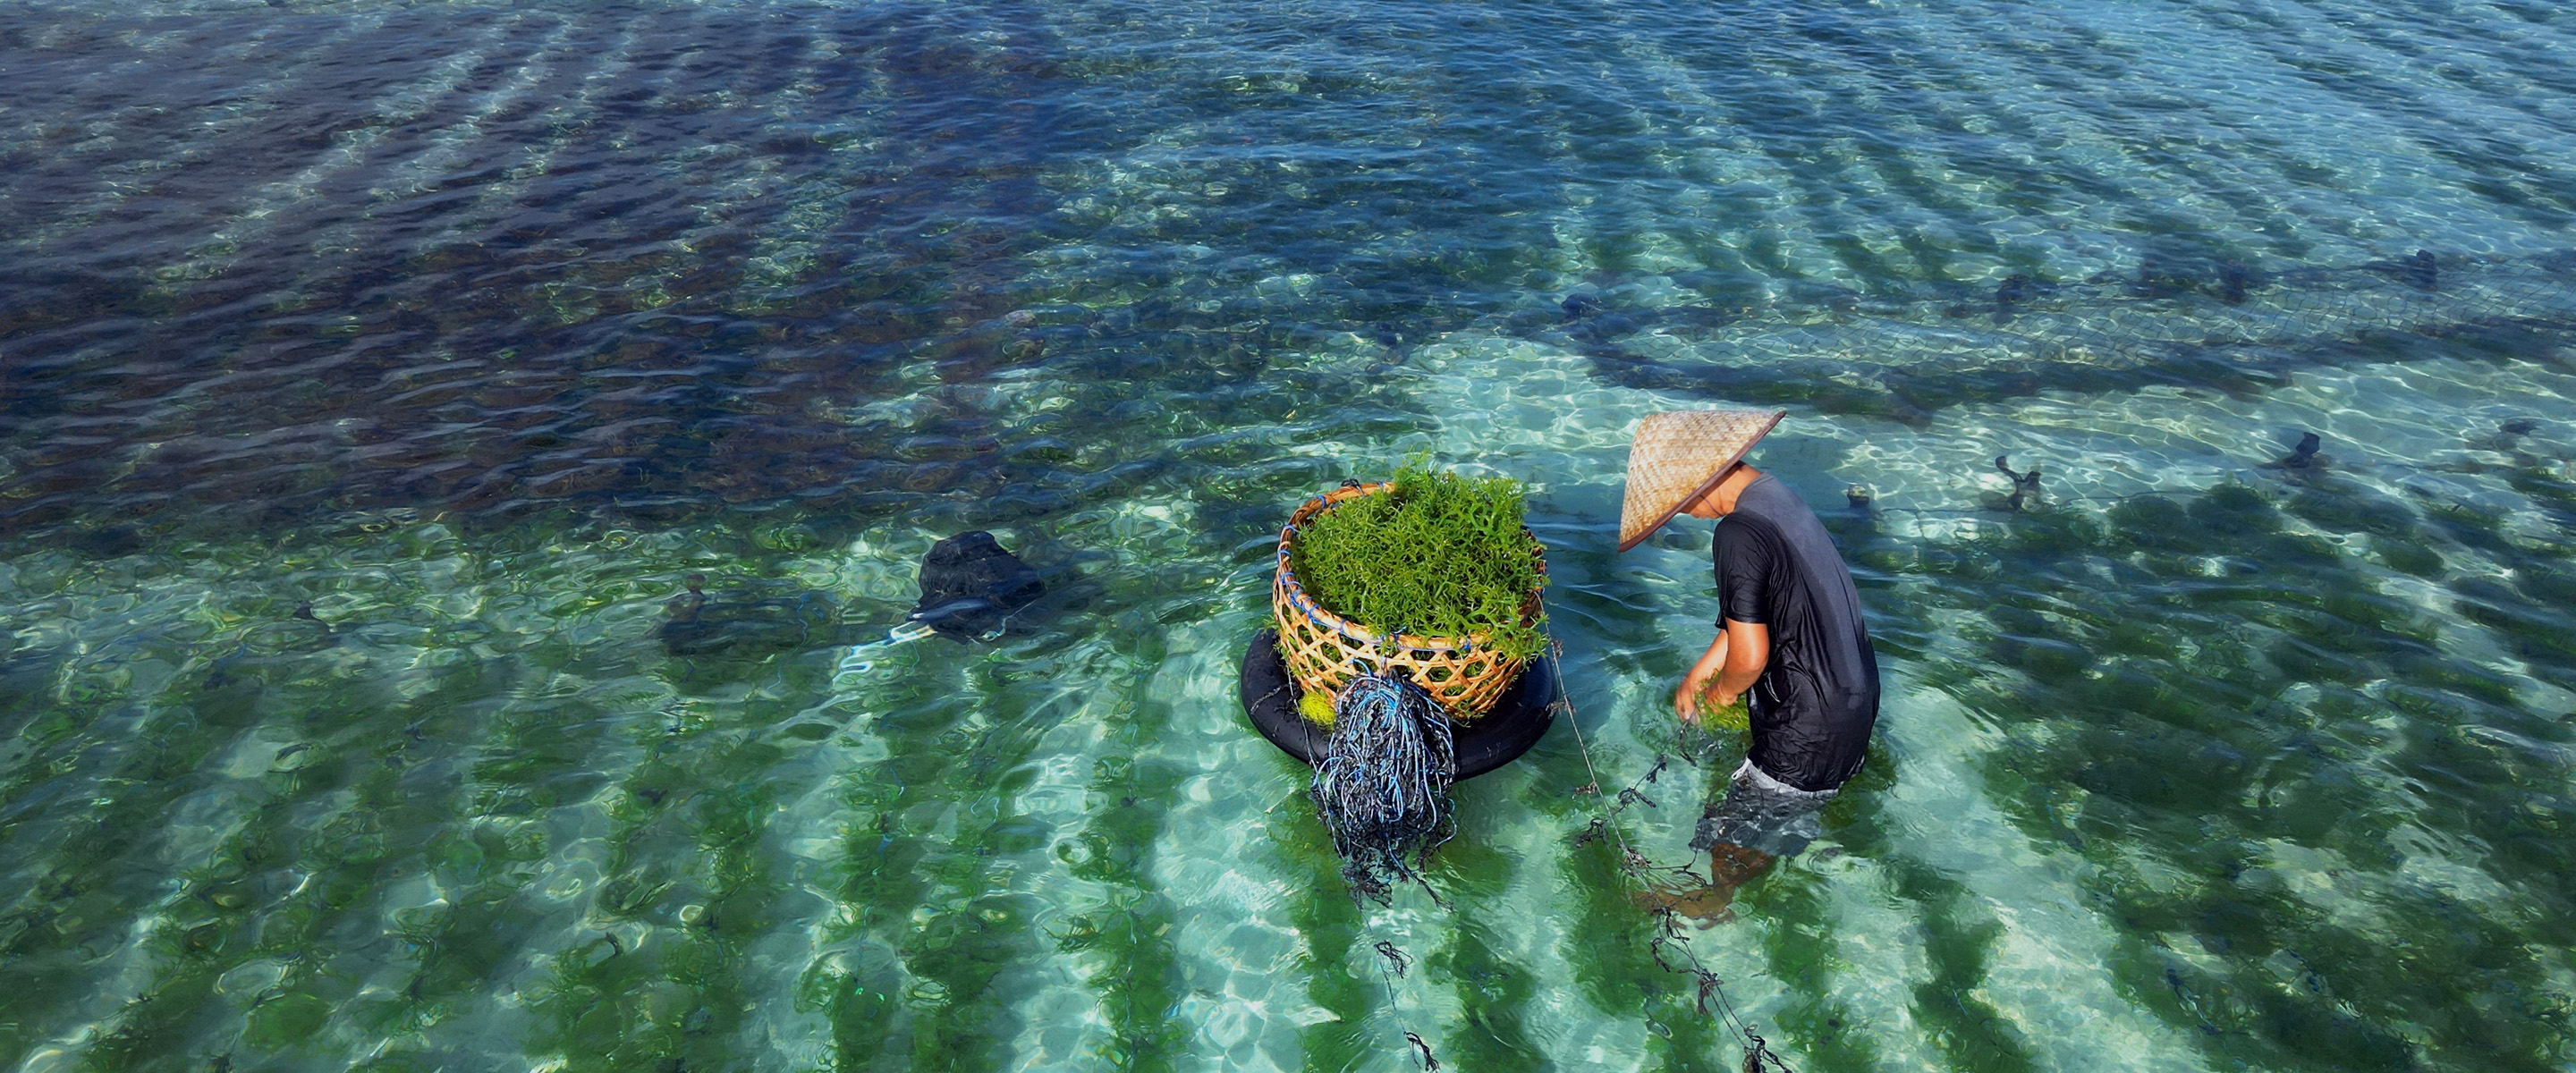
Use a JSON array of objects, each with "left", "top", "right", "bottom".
[{"left": 4, "top": 0, "right": 2576, "bottom": 1070}]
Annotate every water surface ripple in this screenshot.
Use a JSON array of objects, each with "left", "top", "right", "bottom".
[{"left": 4, "top": 1, "right": 2574, "bottom": 1071}]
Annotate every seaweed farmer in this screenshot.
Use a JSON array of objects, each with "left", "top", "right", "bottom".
[{"left": 1618, "top": 410, "right": 1882, "bottom": 918}]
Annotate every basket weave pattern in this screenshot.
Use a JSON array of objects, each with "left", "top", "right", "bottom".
[{"left": 1270, "top": 483, "right": 1545, "bottom": 719}]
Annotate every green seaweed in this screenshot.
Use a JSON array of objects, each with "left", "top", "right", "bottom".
[
  {"left": 1267, "top": 783, "right": 1375, "bottom": 1073},
  {"left": 1735, "top": 869, "right": 1880, "bottom": 1073},
  {"left": 1917, "top": 479, "right": 2576, "bottom": 1072},
  {"left": 1419, "top": 837, "right": 1548, "bottom": 1071},
  {"left": 1063, "top": 736, "right": 1190, "bottom": 1073},
  {"left": 68, "top": 646, "right": 490, "bottom": 1073},
  {"left": 1556, "top": 837, "right": 1736, "bottom": 1073},
  {"left": 1290, "top": 460, "right": 1548, "bottom": 659},
  {"left": 798, "top": 622, "right": 1138, "bottom": 1073}
]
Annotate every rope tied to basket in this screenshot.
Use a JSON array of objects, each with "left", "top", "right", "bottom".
[{"left": 1310, "top": 671, "right": 1457, "bottom": 902}]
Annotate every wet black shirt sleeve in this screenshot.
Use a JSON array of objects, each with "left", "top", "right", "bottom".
[{"left": 1713, "top": 518, "right": 1773, "bottom": 627}]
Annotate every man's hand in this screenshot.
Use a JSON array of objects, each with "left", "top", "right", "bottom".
[
  {"left": 1674, "top": 672, "right": 1720, "bottom": 723},
  {"left": 1674, "top": 633, "right": 1730, "bottom": 722},
  {"left": 1675, "top": 676, "right": 1742, "bottom": 725},
  {"left": 1676, "top": 620, "right": 1768, "bottom": 724}
]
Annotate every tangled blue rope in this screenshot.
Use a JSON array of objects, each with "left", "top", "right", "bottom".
[{"left": 1310, "top": 672, "right": 1457, "bottom": 902}]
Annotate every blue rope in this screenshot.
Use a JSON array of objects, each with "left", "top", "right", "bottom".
[{"left": 1310, "top": 672, "right": 1456, "bottom": 902}]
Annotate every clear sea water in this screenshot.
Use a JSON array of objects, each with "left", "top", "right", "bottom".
[{"left": 4, "top": 0, "right": 2575, "bottom": 1070}]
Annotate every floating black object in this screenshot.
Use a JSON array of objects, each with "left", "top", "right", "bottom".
[
  {"left": 290, "top": 602, "right": 340, "bottom": 646},
  {"left": 1238, "top": 629, "right": 1555, "bottom": 780},
  {"left": 2368, "top": 249, "right": 2439, "bottom": 291},
  {"left": 2406, "top": 249, "right": 2438, "bottom": 291},
  {"left": 2272, "top": 431, "right": 2324, "bottom": 469},
  {"left": 1995, "top": 454, "right": 2043, "bottom": 511},
  {"left": 910, "top": 530, "right": 1043, "bottom": 641},
  {"left": 2219, "top": 261, "right": 2253, "bottom": 305}
]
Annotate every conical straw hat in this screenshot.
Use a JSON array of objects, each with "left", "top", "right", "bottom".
[{"left": 1618, "top": 409, "right": 1786, "bottom": 551}]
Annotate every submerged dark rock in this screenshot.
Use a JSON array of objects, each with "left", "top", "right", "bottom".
[
  {"left": 2407, "top": 249, "right": 2439, "bottom": 291},
  {"left": 2138, "top": 254, "right": 2196, "bottom": 299},
  {"left": 66, "top": 526, "right": 144, "bottom": 558},
  {"left": 658, "top": 576, "right": 841, "bottom": 658},
  {"left": 1992, "top": 273, "right": 2063, "bottom": 322}
]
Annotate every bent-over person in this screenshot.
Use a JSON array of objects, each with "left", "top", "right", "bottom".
[{"left": 1619, "top": 410, "right": 1881, "bottom": 919}]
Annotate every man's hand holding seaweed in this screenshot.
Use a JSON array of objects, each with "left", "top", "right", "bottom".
[{"left": 1674, "top": 619, "right": 1767, "bottom": 725}]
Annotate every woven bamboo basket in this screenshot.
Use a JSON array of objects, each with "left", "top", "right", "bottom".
[{"left": 1271, "top": 481, "right": 1547, "bottom": 720}]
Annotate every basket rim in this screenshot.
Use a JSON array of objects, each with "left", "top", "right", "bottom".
[{"left": 1274, "top": 481, "right": 1545, "bottom": 655}]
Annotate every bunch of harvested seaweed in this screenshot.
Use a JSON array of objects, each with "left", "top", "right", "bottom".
[
  {"left": 1290, "top": 459, "right": 1546, "bottom": 660},
  {"left": 1310, "top": 672, "right": 1457, "bottom": 901}
]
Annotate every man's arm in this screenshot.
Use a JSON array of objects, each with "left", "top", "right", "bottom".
[
  {"left": 1690, "top": 517, "right": 1775, "bottom": 720},
  {"left": 1709, "top": 618, "right": 1768, "bottom": 708}
]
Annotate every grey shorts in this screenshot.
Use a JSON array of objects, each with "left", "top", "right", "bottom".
[{"left": 1690, "top": 760, "right": 1838, "bottom": 858}]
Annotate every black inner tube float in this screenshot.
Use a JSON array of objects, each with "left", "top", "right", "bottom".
[{"left": 1239, "top": 629, "right": 1557, "bottom": 780}]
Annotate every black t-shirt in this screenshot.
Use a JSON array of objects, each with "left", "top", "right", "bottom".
[{"left": 1713, "top": 475, "right": 1880, "bottom": 791}]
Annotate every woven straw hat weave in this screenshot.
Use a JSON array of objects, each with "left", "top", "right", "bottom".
[{"left": 1618, "top": 409, "right": 1786, "bottom": 551}]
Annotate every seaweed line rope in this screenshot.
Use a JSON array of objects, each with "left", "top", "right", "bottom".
[
  {"left": 820, "top": 620, "right": 941, "bottom": 727},
  {"left": 1545, "top": 629, "right": 1798, "bottom": 1073},
  {"left": 1326, "top": 651, "right": 1453, "bottom": 1070},
  {"left": 1369, "top": 930, "right": 1440, "bottom": 1072}
]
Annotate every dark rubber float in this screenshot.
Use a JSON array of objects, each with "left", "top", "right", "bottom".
[{"left": 1239, "top": 629, "right": 1557, "bottom": 780}]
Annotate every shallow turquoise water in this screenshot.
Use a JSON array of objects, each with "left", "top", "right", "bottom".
[{"left": 4, "top": 1, "right": 2575, "bottom": 1070}]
